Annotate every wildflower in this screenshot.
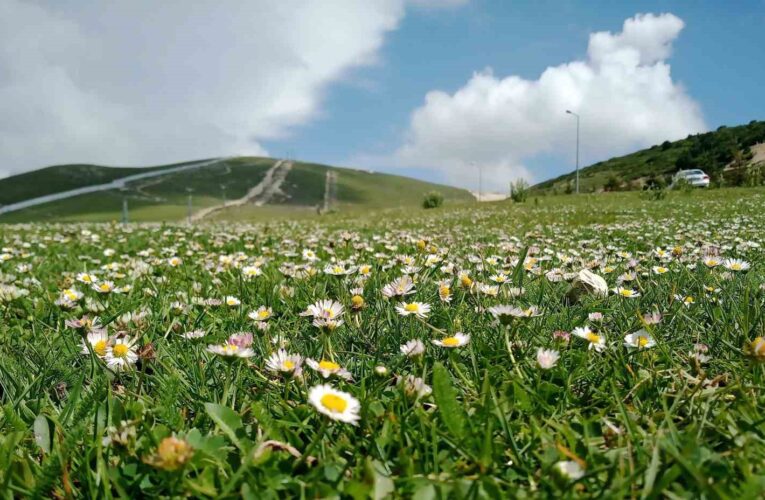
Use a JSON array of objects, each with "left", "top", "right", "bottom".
[
  {"left": 324, "top": 263, "right": 354, "bottom": 276},
  {"left": 572, "top": 326, "right": 606, "bottom": 352},
  {"left": 181, "top": 329, "right": 206, "bottom": 340},
  {"left": 76, "top": 272, "right": 97, "bottom": 284},
  {"left": 206, "top": 342, "right": 255, "bottom": 359},
  {"left": 144, "top": 436, "right": 194, "bottom": 471},
  {"left": 652, "top": 266, "right": 670, "bottom": 275},
  {"left": 381, "top": 275, "right": 416, "bottom": 299},
  {"left": 266, "top": 349, "right": 303, "bottom": 376},
  {"left": 458, "top": 272, "right": 473, "bottom": 289},
  {"left": 228, "top": 332, "right": 253, "bottom": 348},
  {"left": 306, "top": 359, "right": 352, "bottom": 380},
  {"left": 588, "top": 312, "right": 603, "bottom": 322},
  {"left": 613, "top": 287, "right": 640, "bottom": 298},
  {"left": 400, "top": 339, "right": 425, "bottom": 357},
  {"left": 301, "top": 300, "right": 344, "bottom": 320},
  {"left": 438, "top": 280, "right": 452, "bottom": 302},
  {"left": 702, "top": 256, "right": 720, "bottom": 268},
  {"left": 242, "top": 266, "right": 262, "bottom": 278},
  {"left": 374, "top": 365, "right": 388, "bottom": 376},
  {"left": 248, "top": 306, "right": 273, "bottom": 321},
  {"left": 488, "top": 305, "right": 516, "bottom": 326},
  {"left": 553, "top": 330, "right": 571, "bottom": 343},
  {"left": 489, "top": 272, "right": 510, "bottom": 284},
  {"left": 623, "top": 329, "right": 656, "bottom": 349},
  {"left": 395, "top": 301, "right": 431, "bottom": 319},
  {"left": 477, "top": 283, "right": 499, "bottom": 297},
  {"left": 167, "top": 256, "right": 182, "bottom": 267},
  {"left": 399, "top": 375, "right": 432, "bottom": 398},
  {"left": 555, "top": 460, "right": 585, "bottom": 480},
  {"left": 308, "top": 385, "right": 360, "bottom": 425},
  {"left": 674, "top": 294, "right": 694, "bottom": 307},
  {"left": 691, "top": 343, "right": 710, "bottom": 364},
  {"left": 105, "top": 337, "right": 139, "bottom": 371},
  {"left": 225, "top": 296, "right": 241, "bottom": 307},
  {"left": 81, "top": 330, "right": 110, "bottom": 357},
  {"left": 745, "top": 337, "right": 765, "bottom": 361},
  {"left": 350, "top": 294, "right": 365, "bottom": 311},
  {"left": 536, "top": 348, "right": 560, "bottom": 369},
  {"left": 432, "top": 332, "right": 470, "bottom": 348},
  {"left": 724, "top": 258, "right": 750, "bottom": 272},
  {"left": 642, "top": 312, "right": 662, "bottom": 325}
]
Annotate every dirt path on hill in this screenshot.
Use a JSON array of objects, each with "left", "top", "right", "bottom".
[{"left": 191, "top": 160, "right": 292, "bottom": 221}]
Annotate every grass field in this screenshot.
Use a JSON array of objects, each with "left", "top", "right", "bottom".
[
  {"left": 1, "top": 188, "right": 764, "bottom": 497},
  {"left": 0, "top": 159, "right": 473, "bottom": 224}
]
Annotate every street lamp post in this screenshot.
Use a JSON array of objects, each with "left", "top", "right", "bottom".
[{"left": 565, "top": 110, "right": 580, "bottom": 194}]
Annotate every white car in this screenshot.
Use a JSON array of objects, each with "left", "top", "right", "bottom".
[{"left": 672, "top": 169, "right": 710, "bottom": 188}]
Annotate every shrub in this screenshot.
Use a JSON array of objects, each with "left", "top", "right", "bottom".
[
  {"left": 604, "top": 175, "right": 621, "bottom": 192},
  {"left": 422, "top": 191, "right": 444, "bottom": 209},
  {"left": 672, "top": 177, "right": 694, "bottom": 193},
  {"left": 510, "top": 179, "right": 529, "bottom": 203}
]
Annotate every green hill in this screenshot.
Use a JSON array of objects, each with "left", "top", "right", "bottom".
[
  {"left": 0, "top": 157, "right": 473, "bottom": 223},
  {"left": 533, "top": 120, "right": 765, "bottom": 193}
]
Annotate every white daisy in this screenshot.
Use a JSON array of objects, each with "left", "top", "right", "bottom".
[
  {"left": 308, "top": 384, "right": 360, "bottom": 425},
  {"left": 432, "top": 332, "right": 470, "bottom": 348}
]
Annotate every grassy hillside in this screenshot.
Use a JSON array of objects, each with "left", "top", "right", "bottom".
[
  {"left": 533, "top": 120, "right": 765, "bottom": 193},
  {"left": 0, "top": 158, "right": 472, "bottom": 223},
  {"left": 0, "top": 160, "right": 214, "bottom": 206}
]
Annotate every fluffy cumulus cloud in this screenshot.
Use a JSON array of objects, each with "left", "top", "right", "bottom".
[
  {"left": 0, "top": 0, "right": 409, "bottom": 177},
  {"left": 394, "top": 13, "right": 706, "bottom": 189}
]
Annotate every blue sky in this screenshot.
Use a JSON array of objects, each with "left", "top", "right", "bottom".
[
  {"left": 264, "top": 0, "right": 765, "bottom": 188},
  {"left": 1, "top": 1, "right": 763, "bottom": 187}
]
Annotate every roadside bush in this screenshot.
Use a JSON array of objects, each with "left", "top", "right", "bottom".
[
  {"left": 510, "top": 179, "right": 529, "bottom": 203},
  {"left": 422, "top": 191, "right": 444, "bottom": 209},
  {"left": 604, "top": 175, "right": 621, "bottom": 192},
  {"left": 672, "top": 177, "right": 694, "bottom": 193}
]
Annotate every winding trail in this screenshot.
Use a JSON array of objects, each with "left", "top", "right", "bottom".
[
  {"left": 0, "top": 158, "right": 224, "bottom": 215},
  {"left": 191, "top": 160, "right": 293, "bottom": 221}
]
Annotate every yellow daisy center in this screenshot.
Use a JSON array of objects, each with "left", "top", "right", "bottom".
[
  {"left": 94, "top": 340, "right": 108, "bottom": 357},
  {"left": 404, "top": 303, "right": 419, "bottom": 312},
  {"left": 620, "top": 289, "right": 633, "bottom": 297},
  {"left": 318, "top": 360, "right": 340, "bottom": 371},
  {"left": 637, "top": 337, "right": 650, "bottom": 347},
  {"left": 731, "top": 263, "right": 742, "bottom": 270},
  {"left": 333, "top": 266, "right": 343, "bottom": 273},
  {"left": 320, "top": 394, "right": 348, "bottom": 413},
  {"left": 258, "top": 310, "right": 269, "bottom": 318},
  {"left": 112, "top": 344, "right": 129, "bottom": 358},
  {"left": 100, "top": 283, "right": 111, "bottom": 292},
  {"left": 441, "top": 337, "right": 460, "bottom": 347},
  {"left": 351, "top": 295, "right": 364, "bottom": 307},
  {"left": 282, "top": 360, "right": 295, "bottom": 370},
  {"left": 752, "top": 338, "right": 765, "bottom": 356},
  {"left": 586, "top": 332, "right": 601, "bottom": 344}
]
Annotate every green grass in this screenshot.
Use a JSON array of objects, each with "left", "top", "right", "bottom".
[{"left": 1, "top": 188, "right": 764, "bottom": 497}]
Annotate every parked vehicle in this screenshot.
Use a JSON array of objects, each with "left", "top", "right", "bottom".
[{"left": 672, "top": 169, "right": 710, "bottom": 188}]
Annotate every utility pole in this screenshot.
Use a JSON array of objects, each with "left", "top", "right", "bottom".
[
  {"left": 186, "top": 188, "right": 193, "bottom": 224},
  {"left": 121, "top": 196, "right": 128, "bottom": 224},
  {"left": 566, "top": 110, "right": 580, "bottom": 194}
]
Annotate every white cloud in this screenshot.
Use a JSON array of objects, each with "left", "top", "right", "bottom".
[
  {"left": 0, "top": 0, "right": 408, "bottom": 177},
  {"left": 393, "top": 12, "right": 706, "bottom": 189},
  {"left": 408, "top": 0, "right": 470, "bottom": 8}
]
